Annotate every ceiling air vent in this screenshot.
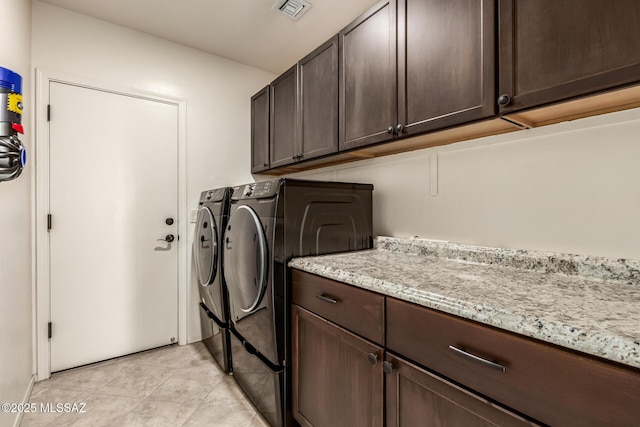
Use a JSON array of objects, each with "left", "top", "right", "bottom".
[{"left": 271, "top": 0, "right": 312, "bottom": 21}]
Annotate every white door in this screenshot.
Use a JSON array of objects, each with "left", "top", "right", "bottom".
[{"left": 49, "top": 82, "right": 179, "bottom": 372}]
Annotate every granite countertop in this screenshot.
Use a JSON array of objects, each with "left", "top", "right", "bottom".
[{"left": 289, "top": 237, "right": 640, "bottom": 369}]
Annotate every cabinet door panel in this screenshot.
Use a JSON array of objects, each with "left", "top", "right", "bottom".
[
  {"left": 499, "top": 0, "right": 640, "bottom": 113},
  {"left": 251, "top": 86, "right": 270, "bottom": 173},
  {"left": 270, "top": 65, "right": 298, "bottom": 168},
  {"left": 299, "top": 36, "right": 339, "bottom": 161},
  {"left": 292, "top": 305, "right": 384, "bottom": 427},
  {"left": 386, "top": 353, "right": 537, "bottom": 427},
  {"left": 340, "top": 0, "right": 397, "bottom": 151},
  {"left": 399, "top": 0, "right": 495, "bottom": 134}
]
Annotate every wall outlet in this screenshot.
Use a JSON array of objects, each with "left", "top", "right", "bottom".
[{"left": 189, "top": 208, "right": 198, "bottom": 223}]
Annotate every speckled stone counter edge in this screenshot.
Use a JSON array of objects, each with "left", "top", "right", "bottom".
[
  {"left": 289, "top": 237, "right": 640, "bottom": 368},
  {"left": 375, "top": 236, "right": 640, "bottom": 284}
]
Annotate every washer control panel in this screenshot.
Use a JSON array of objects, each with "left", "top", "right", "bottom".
[{"left": 199, "top": 188, "right": 226, "bottom": 205}]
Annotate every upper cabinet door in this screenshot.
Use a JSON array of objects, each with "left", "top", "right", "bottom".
[
  {"left": 398, "top": 0, "right": 495, "bottom": 135},
  {"left": 499, "top": 0, "right": 640, "bottom": 114},
  {"left": 251, "top": 86, "right": 270, "bottom": 173},
  {"left": 270, "top": 65, "right": 299, "bottom": 168},
  {"left": 299, "top": 35, "right": 340, "bottom": 162},
  {"left": 340, "top": 0, "right": 397, "bottom": 151}
]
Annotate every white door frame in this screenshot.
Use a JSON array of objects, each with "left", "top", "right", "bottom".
[{"left": 34, "top": 68, "right": 188, "bottom": 380}]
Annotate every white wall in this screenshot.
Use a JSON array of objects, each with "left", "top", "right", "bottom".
[
  {"left": 292, "top": 107, "right": 640, "bottom": 260},
  {"left": 31, "top": 1, "right": 275, "bottom": 343},
  {"left": 0, "top": 1, "right": 33, "bottom": 426}
]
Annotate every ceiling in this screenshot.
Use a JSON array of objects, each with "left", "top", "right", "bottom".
[{"left": 38, "top": 0, "right": 379, "bottom": 74}]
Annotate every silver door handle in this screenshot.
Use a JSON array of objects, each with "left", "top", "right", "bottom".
[{"left": 155, "top": 234, "right": 175, "bottom": 251}]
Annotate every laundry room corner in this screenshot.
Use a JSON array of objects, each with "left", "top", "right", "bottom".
[{"left": 0, "top": 1, "right": 34, "bottom": 427}]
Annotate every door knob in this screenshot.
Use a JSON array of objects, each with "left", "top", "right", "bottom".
[{"left": 165, "top": 218, "right": 174, "bottom": 225}]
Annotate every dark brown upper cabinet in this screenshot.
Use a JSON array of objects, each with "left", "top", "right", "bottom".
[
  {"left": 339, "top": 0, "right": 397, "bottom": 151},
  {"left": 498, "top": 0, "right": 640, "bottom": 114},
  {"left": 267, "top": 37, "right": 340, "bottom": 170},
  {"left": 298, "top": 36, "right": 340, "bottom": 162},
  {"left": 398, "top": 0, "right": 495, "bottom": 136},
  {"left": 339, "top": 0, "right": 496, "bottom": 152},
  {"left": 270, "top": 65, "right": 298, "bottom": 169},
  {"left": 250, "top": 85, "right": 270, "bottom": 173}
]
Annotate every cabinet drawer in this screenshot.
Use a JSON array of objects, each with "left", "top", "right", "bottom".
[
  {"left": 292, "top": 270, "right": 384, "bottom": 345},
  {"left": 387, "top": 298, "right": 640, "bottom": 427}
]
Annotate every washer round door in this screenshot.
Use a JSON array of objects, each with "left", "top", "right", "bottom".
[
  {"left": 193, "top": 207, "right": 218, "bottom": 286},
  {"left": 223, "top": 205, "right": 268, "bottom": 313}
]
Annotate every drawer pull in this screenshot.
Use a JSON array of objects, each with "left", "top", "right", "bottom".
[
  {"left": 315, "top": 294, "right": 338, "bottom": 304},
  {"left": 449, "top": 345, "right": 506, "bottom": 373}
]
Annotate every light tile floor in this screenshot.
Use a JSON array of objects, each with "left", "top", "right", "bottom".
[{"left": 21, "top": 342, "right": 270, "bottom": 426}]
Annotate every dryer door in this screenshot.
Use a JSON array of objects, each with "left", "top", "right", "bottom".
[
  {"left": 193, "top": 207, "right": 218, "bottom": 286},
  {"left": 224, "top": 205, "right": 268, "bottom": 315}
]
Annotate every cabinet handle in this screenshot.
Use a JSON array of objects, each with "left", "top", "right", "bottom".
[
  {"left": 395, "top": 124, "right": 404, "bottom": 133},
  {"left": 449, "top": 345, "right": 506, "bottom": 372},
  {"left": 497, "top": 94, "right": 511, "bottom": 107},
  {"left": 263, "top": 163, "right": 268, "bottom": 167},
  {"left": 367, "top": 353, "right": 378, "bottom": 365},
  {"left": 387, "top": 126, "right": 395, "bottom": 135},
  {"left": 383, "top": 360, "right": 393, "bottom": 374},
  {"left": 315, "top": 294, "right": 338, "bottom": 304}
]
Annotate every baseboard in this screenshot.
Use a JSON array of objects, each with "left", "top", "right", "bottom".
[{"left": 12, "top": 375, "right": 35, "bottom": 427}]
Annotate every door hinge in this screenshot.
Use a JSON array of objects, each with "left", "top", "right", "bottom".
[
  {"left": 48, "top": 322, "right": 52, "bottom": 339},
  {"left": 47, "top": 214, "right": 52, "bottom": 231},
  {"left": 47, "top": 104, "right": 51, "bottom": 122}
]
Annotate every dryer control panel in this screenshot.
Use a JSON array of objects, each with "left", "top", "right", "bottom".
[{"left": 232, "top": 179, "right": 280, "bottom": 200}]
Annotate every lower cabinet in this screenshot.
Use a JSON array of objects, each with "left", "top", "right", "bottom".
[
  {"left": 385, "top": 353, "right": 534, "bottom": 427},
  {"left": 291, "top": 270, "right": 640, "bottom": 427},
  {"left": 291, "top": 305, "right": 384, "bottom": 427},
  {"left": 386, "top": 297, "right": 640, "bottom": 427},
  {"left": 291, "top": 302, "right": 533, "bottom": 427}
]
